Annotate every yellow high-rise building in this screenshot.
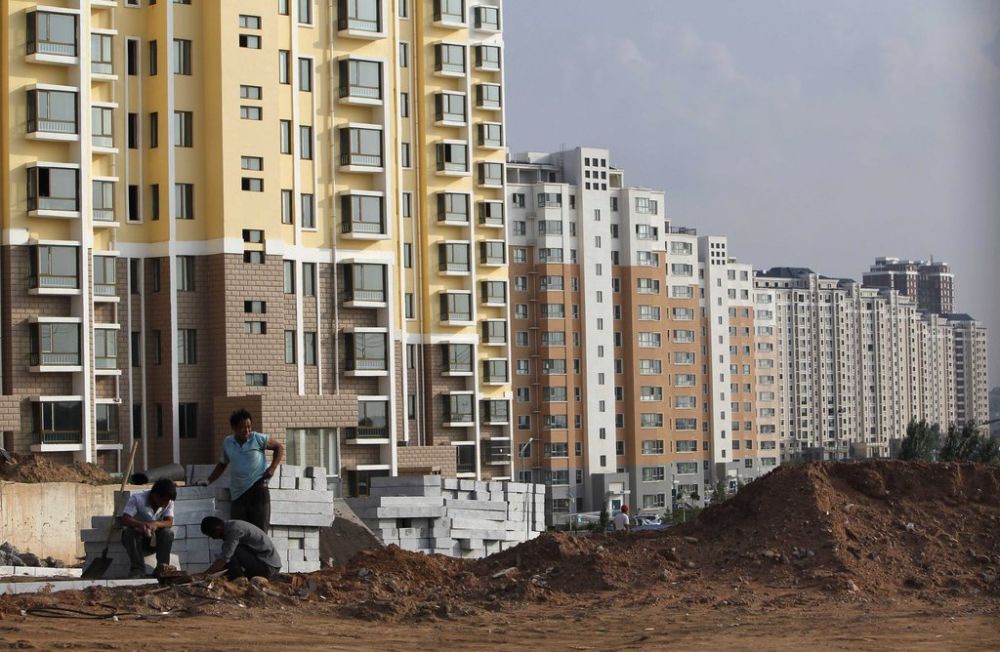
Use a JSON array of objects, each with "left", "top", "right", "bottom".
[{"left": 0, "top": 0, "right": 511, "bottom": 494}]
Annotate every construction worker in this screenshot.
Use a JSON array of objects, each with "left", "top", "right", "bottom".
[
  {"left": 613, "top": 504, "right": 631, "bottom": 533},
  {"left": 202, "top": 408, "right": 284, "bottom": 532},
  {"left": 120, "top": 478, "right": 177, "bottom": 578},
  {"left": 200, "top": 516, "right": 282, "bottom": 580}
]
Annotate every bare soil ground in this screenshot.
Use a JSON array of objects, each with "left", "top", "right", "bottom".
[
  {"left": 0, "top": 453, "right": 112, "bottom": 484},
  {"left": 1, "top": 461, "right": 998, "bottom": 650}
]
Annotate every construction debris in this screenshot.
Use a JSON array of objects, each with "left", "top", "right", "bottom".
[{"left": 0, "top": 453, "right": 111, "bottom": 484}]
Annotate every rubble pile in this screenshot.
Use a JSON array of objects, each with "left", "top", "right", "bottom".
[
  {"left": 0, "top": 453, "right": 111, "bottom": 484},
  {"left": 0, "top": 543, "right": 66, "bottom": 569}
]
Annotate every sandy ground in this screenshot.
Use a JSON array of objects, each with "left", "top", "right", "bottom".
[{"left": 1, "top": 599, "right": 996, "bottom": 651}]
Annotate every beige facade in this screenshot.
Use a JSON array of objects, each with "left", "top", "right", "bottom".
[{"left": 1, "top": 0, "right": 511, "bottom": 492}]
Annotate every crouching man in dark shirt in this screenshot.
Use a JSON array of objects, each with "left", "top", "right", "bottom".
[{"left": 199, "top": 516, "right": 281, "bottom": 580}]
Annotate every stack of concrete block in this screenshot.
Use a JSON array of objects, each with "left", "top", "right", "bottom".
[
  {"left": 346, "top": 476, "right": 545, "bottom": 559},
  {"left": 80, "top": 465, "right": 333, "bottom": 577}
]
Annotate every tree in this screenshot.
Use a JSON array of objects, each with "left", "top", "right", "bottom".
[
  {"left": 709, "top": 479, "right": 728, "bottom": 506},
  {"left": 898, "top": 419, "right": 940, "bottom": 461},
  {"left": 940, "top": 421, "right": 1000, "bottom": 464}
]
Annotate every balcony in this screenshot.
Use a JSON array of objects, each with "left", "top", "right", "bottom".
[
  {"left": 339, "top": 127, "right": 384, "bottom": 172},
  {"left": 478, "top": 202, "right": 504, "bottom": 228},
  {"left": 27, "top": 166, "right": 80, "bottom": 218},
  {"left": 26, "top": 11, "right": 79, "bottom": 65},
  {"left": 485, "top": 443, "right": 511, "bottom": 466},
  {"left": 338, "top": 58, "right": 383, "bottom": 105},
  {"left": 474, "top": 46, "right": 501, "bottom": 72},
  {"left": 341, "top": 216, "right": 386, "bottom": 237},
  {"left": 345, "top": 426, "right": 390, "bottom": 444},
  {"left": 93, "top": 282, "right": 116, "bottom": 298},
  {"left": 441, "top": 344, "right": 474, "bottom": 376},
  {"left": 342, "top": 263, "right": 388, "bottom": 308},
  {"left": 434, "top": 44, "right": 466, "bottom": 77},
  {"left": 444, "top": 394, "right": 475, "bottom": 427},
  {"left": 433, "top": 0, "right": 467, "bottom": 28},
  {"left": 344, "top": 331, "right": 388, "bottom": 376},
  {"left": 481, "top": 400, "right": 510, "bottom": 425},
  {"left": 482, "top": 360, "right": 509, "bottom": 385},
  {"left": 32, "top": 430, "right": 82, "bottom": 446},
  {"left": 26, "top": 89, "right": 79, "bottom": 142},
  {"left": 96, "top": 429, "right": 119, "bottom": 444},
  {"left": 439, "top": 293, "right": 473, "bottom": 326},
  {"left": 481, "top": 321, "right": 507, "bottom": 346}
]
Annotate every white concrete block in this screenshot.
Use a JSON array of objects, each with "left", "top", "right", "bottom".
[
  {"left": 280, "top": 465, "right": 305, "bottom": 478},
  {"left": 304, "top": 466, "right": 326, "bottom": 478},
  {"left": 279, "top": 477, "right": 297, "bottom": 489}
]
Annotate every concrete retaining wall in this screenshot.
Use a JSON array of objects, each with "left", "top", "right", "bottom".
[{"left": 0, "top": 481, "right": 117, "bottom": 561}]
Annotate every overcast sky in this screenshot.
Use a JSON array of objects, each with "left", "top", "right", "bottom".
[{"left": 504, "top": 0, "right": 1000, "bottom": 384}]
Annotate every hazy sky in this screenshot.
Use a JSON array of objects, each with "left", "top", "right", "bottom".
[{"left": 504, "top": 0, "right": 1000, "bottom": 384}]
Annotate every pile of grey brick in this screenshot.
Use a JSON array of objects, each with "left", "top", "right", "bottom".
[
  {"left": 346, "top": 476, "right": 546, "bottom": 558},
  {"left": 79, "top": 465, "right": 333, "bottom": 577}
]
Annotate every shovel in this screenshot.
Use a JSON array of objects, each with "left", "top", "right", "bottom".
[{"left": 83, "top": 440, "right": 140, "bottom": 579}]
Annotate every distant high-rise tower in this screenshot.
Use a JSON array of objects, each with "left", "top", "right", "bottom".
[{"left": 864, "top": 257, "right": 955, "bottom": 315}]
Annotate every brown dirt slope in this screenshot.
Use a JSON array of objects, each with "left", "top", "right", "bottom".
[
  {"left": 0, "top": 453, "right": 112, "bottom": 484},
  {"left": 0, "top": 461, "right": 997, "bottom": 623}
]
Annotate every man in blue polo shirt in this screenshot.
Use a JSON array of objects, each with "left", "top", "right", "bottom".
[{"left": 203, "top": 408, "right": 284, "bottom": 532}]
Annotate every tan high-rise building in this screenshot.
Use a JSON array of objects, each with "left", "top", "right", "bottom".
[
  {"left": 1, "top": 0, "right": 512, "bottom": 494},
  {"left": 507, "top": 148, "right": 779, "bottom": 524}
]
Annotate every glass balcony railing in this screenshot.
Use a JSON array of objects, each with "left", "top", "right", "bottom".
[
  {"left": 340, "top": 153, "right": 382, "bottom": 167},
  {"left": 30, "top": 351, "right": 81, "bottom": 366},
  {"left": 345, "top": 287, "right": 385, "bottom": 303},
  {"left": 94, "top": 283, "right": 116, "bottom": 297},
  {"left": 95, "top": 356, "right": 117, "bottom": 369},
  {"left": 33, "top": 274, "right": 79, "bottom": 290},
  {"left": 341, "top": 218, "right": 385, "bottom": 235},
  {"left": 93, "top": 209, "right": 115, "bottom": 222},
  {"left": 339, "top": 84, "right": 381, "bottom": 100}
]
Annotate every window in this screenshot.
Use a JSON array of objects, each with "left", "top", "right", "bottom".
[
  {"left": 635, "top": 197, "right": 658, "bottom": 214},
  {"left": 127, "top": 113, "right": 139, "bottom": 149},
  {"left": 241, "top": 156, "right": 264, "bottom": 172},
  {"left": 149, "top": 112, "right": 159, "bottom": 148},
  {"left": 442, "top": 344, "right": 473, "bottom": 374},
  {"left": 435, "top": 0, "right": 465, "bottom": 24},
  {"left": 31, "top": 401, "right": 83, "bottom": 444},
  {"left": 440, "top": 292, "right": 472, "bottom": 322},
  {"left": 239, "top": 34, "right": 261, "bottom": 49},
  {"left": 94, "top": 256, "right": 116, "bottom": 297},
  {"left": 244, "top": 321, "right": 266, "bottom": 335},
  {"left": 239, "top": 14, "right": 262, "bottom": 29},
  {"left": 436, "top": 142, "right": 468, "bottom": 172},
  {"left": 404, "top": 293, "right": 414, "bottom": 318},
  {"left": 340, "top": 59, "right": 382, "bottom": 100},
  {"left": 435, "top": 43, "right": 465, "bottom": 74},
  {"left": 26, "top": 166, "right": 79, "bottom": 212},
  {"left": 481, "top": 280, "right": 506, "bottom": 305},
  {"left": 173, "top": 111, "right": 192, "bottom": 147},
  {"left": 300, "top": 194, "right": 315, "bottom": 228},
  {"left": 298, "top": 0, "right": 313, "bottom": 24},
  {"left": 178, "top": 403, "right": 198, "bottom": 439},
  {"left": 177, "top": 256, "right": 195, "bottom": 291},
  {"left": 246, "top": 373, "right": 268, "bottom": 386},
  {"left": 174, "top": 183, "right": 193, "bottom": 219},
  {"left": 479, "top": 162, "right": 504, "bottom": 186},
  {"left": 339, "top": 0, "right": 382, "bottom": 33},
  {"left": 476, "top": 83, "right": 502, "bottom": 109},
  {"left": 478, "top": 122, "right": 503, "bottom": 148},
  {"left": 435, "top": 92, "right": 466, "bottom": 123},
  {"left": 474, "top": 5, "right": 500, "bottom": 29},
  {"left": 283, "top": 260, "right": 295, "bottom": 293},
  {"left": 398, "top": 0, "right": 408, "bottom": 17},
  {"left": 241, "top": 177, "right": 264, "bottom": 192},
  {"left": 401, "top": 142, "right": 411, "bottom": 167},
  {"left": 172, "top": 39, "right": 191, "bottom": 75},
  {"left": 642, "top": 467, "right": 665, "bottom": 482},
  {"left": 240, "top": 85, "right": 262, "bottom": 100},
  {"left": 126, "top": 39, "right": 139, "bottom": 76},
  {"left": 278, "top": 50, "right": 290, "bottom": 84},
  {"left": 240, "top": 105, "right": 262, "bottom": 120},
  {"left": 243, "top": 250, "right": 265, "bottom": 264},
  {"left": 437, "top": 193, "right": 469, "bottom": 223},
  {"left": 438, "top": 242, "right": 470, "bottom": 273},
  {"left": 298, "top": 58, "right": 313, "bottom": 91},
  {"left": 149, "top": 40, "right": 158, "bottom": 75},
  {"left": 177, "top": 329, "right": 197, "bottom": 364},
  {"left": 475, "top": 45, "right": 501, "bottom": 70},
  {"left": 302, "top": 263, "right": 316, "bottom": 296},
  {"left": 29, "top": 322, "right": 81, "bottom": 366},
  {"left": 340, "top": 127, "right": 383, "bottom": 167},
  {"left": 480, "top": 241, "right": 505, "bottom": 265},
  {"left": 400, "top": 91, "right": 409, "bottom": 117},
  {"left": 280, "top": 120, "right": 292, "bottom": 154},
  {"left": 398, "top": 42, "right": 409, "bottom": 67},
  {"left": 127, "top": 184, "right": 140, "bottom": 222},
  {"left": 344, "top": 332, "right": 388, "bottom": 372},
  {"left": 245, "top": 300, "right": 267, "bottom": 314},
  {"left": 90, "top": 104, "right": 113, "bottom": 148},
  {"left": 304, "top": 332, "right": 317, "bottom": 365},
  {"left": 285, "top": 331, "right": 296, "bottom": 363},
  {"left": 281, "top": 190, "right": 293, "bottom": 224},
  {"left": 482, "top": 320, "right": 506, "bottom": 344},
  {"left": 641, "top": 440, "right": 664, "bottom": 455}
]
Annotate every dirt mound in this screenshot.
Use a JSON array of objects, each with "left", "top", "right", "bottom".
[
  {"left": 0, "top": 453, "right": 112, "bottom": 484},
  {"left": 0, "top": 461, "right": 997, "bottom": 623}
]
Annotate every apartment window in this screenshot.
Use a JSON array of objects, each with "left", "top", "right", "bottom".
[
  {"left": 435, "top": 43, "right": 466, "bottom": 74},
  {"left": 341, "top": 194, "right": 385, "bottom": 235},
  {"left": 400, "top": 92, "right": 409, "bottom": 117},
  {"left": 304, "top": 332, "right": 317, "bottom": 365},
  {"left": 298, "top": 58, "right": 313, "bottom": 91},
  {"left": 243, "top": 250, "right": 265, "bottom": 264},
  {"left": 92, "top": 105, "right": 114, "bottom": 149},
  {"left": 438, "top": 242, "right": 470, "bottom": 273},
  {"left": 279, "top": 120, "right": 292, "bottom": 154},
  {"left": 94, "top": 256, "right": 116, "bottom": 297},
  {"left": 149, "top": 40, "right": 158, "bottom": 75},
  {"left": 440, "top": 292, "right": 472, "bottom": 322},
  {"left": 283, "top": 260, "right": 295, "bottom": 293},
  {"left": 174, "top": 183, "right": 193, "bottom": 219},
  {"left": 173, "top": 111, "right": 192, "bottom": 147},
  {"left": 475, "top": 45, "right": 501, "bottom": 70},
  {"left": 476, "top": 83, "right": 502, "bottom": 109},
  {"left": 241, "top": 156, "right": 263, "bottom": 172},
  {"left": 300, "top": 194, "right": 315, "bottom": 228},
  {"left": 641, "top": 440, "right": 664, "bottom": 455},
  {"left": 27, "top": 166, "right": 80, "bottom": 211},
  {"left": 300, "top": 126, "right": 314, "bottom": 159},
  {"left": 246, "top": 373, "right": 268, "bottom": 386},
  {"left": 478, "top": 162, "right": 503, "bottom": 186},
  {"left": 31, "top": 400, "right": 83, "bottom": 444},
  {"left": 302, "top": 263, "right": 316, "bottom": 296},
  {"left": 239, "top": 34, "right": 261, "bottom": 49},
  {"left": 278, "top": 0, "right": 290, "bottom": 13},
  {"left": 344, "top": 332, "right": 388, "bottom": 372},
  {"left": 178, "top": 403, "right": 198, "bottom": 439},
  {"left": 177, "top": 256, "right": 195, "bottom": 291},
  {"left": 281, "top": 190, "right": 292, "bottom": 224},
  {"left": 278, "top": 50, "right": 290, "bottom": 84},
  {"left": 398, "top": 42, "right": 409, "bottom": 67},
  {"left": 127, "top": 185, "right": 140, "bottom": 222},
  {"left": 285, "top": 331, "right": 296, "bottom": 363},
  {"left": 404, "top": 294, "right": 414, "bottom": 318},
  {"left": 29, "top": 322, "right": 81, "bottom": 367},
  {"left": 177, "top": 329, "right": 197, "bottom": 364},
  {"left": 240, "top": 85, "right": 262, "bottom": 101},
  {"left": 403, "top": 244, "right": 412, "bottom": 268},
  {"left": 401, "top": 142, "right": 411, "bottom": 167},
  {"left": 127, "top": 113, "right": 139, "bottom": 149},
  {"left": 149, "top": 112, "right": 159, "bottom": 148},
  {"left": 480, "top": 241, "right": 505, "bottom": 265},
  {"left": 340, "top": 59, "right": 382, "bottom": 100},
  {"left": 401, "top": 192, "right": 412, "bottom": 218},
  {"left": 398, "top": 0, "right": 408, "bottom": 17},
  {"left": 474, "top": 5, "right": 500, "bottom": 30},
  {"left": 244, "top": 321, "right": 266, "bottom": 335},
  {"left": 244, "top": 301, "right": 267, "bottom": 314},
  {"left": 241, "top": 178, "right": 264, "bottom": 192},
  {"left": 338, "top": 0, "right": 383, "bottom": 33},
  {"left": 435, "top": 92, "right": 467, "bottom": 123},
  {"left": 478, "top": 122, "right": 503, "bottom": 148},
  {"left": 481, "top": 280, "right": 506, "bottom": 305},
  {"left": 127, "top": 40, "right": 139, "bottom": 75},
  {"left": 240, "top": 106, "right": 262, "bottom": 120},
  {"left": 340, "top": 127, "right": 382, "bottom": 167},
  {"left": 172, "top": 39, "right": 191, "bottom": 75},
  {"left": 239, "top": 14, "right": 262, "bottom": 29},
  {"left": 434, "top": 0, "right": 465, "bottom": 24},
  {"left": 298, "top": 0, "right": 313, "bottom": 24}
]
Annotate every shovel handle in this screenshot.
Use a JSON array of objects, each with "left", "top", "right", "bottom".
[{"left": 103, "top": 440, "right": 140, "bottom": 550}]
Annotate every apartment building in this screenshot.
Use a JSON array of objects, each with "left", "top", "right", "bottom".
[
  {"left": 755, "top": 268, "right": 988, "bottom": 461},
  {"left": 0, "top": 0, "right": 512, "bottom": 494},
  {"left": 946, "top": 314, "right": 989, "bottom": 426},
  {"left": 864, "top": 256, "right": 955, "bottom": 315},
  {"left": 506, "top": 147, "right": 779, "bottom": 523}
]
